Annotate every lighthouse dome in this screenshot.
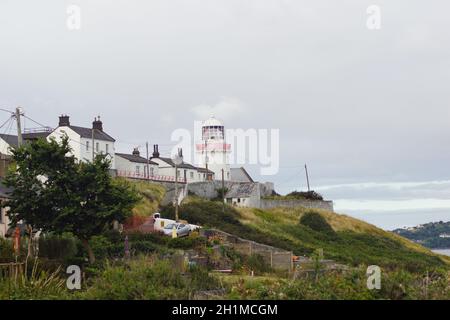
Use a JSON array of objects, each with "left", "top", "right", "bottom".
[{"left": 203, "top": 116, "right": 222, "bottom": 127}]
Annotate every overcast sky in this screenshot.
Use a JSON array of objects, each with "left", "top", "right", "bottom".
[{"left": 1, "top": 1, "right": 449, "bottom": 229}]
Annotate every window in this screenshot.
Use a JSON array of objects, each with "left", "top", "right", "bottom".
[
  {"left": 0, "top": 208, "right": 3, "bottom": 224},
  {"left": 86, "top": 141, "right": 90, "bottom": 151},
  {"left": 96, "top": 142, "right": 99, "bottom": 152},
  {"left": 190, "top": 172, "right": 194, "bottom": 179},
  {"left": 106, "top": 144, "right": 109, "bottom": 154},
  {"left": 136, "top": 166, "right": 140, "bottom": 175},
  {"left": 150, "top": 167, "right": 154, "bottom": 176}
]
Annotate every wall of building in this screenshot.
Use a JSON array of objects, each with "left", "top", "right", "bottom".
[
  {"left": 80, "top": 137, "right": 115, "bottom": 169},
  {"left": 0, "top": 206, "right": 10, "bottom": 238},
  {"left": 0, "top": 138, "right": 12, "bottom": 156},
  {"left": 151, "top": 158, "right": 207, "bottom": 183},
  {"left": 115, "top": 156, "right": 158, "bottom": 178},
  {"left": 47, "top": 126, "right": 82, "bottom": 161},
  {"left": 187, "top": 181, "right": 333, "bottom": 211},
  {"left": 48, "top": 127, "right": 116, "bottom": 169}
]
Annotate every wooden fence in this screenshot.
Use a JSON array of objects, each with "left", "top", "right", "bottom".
[{"left": 0, "top": 262, "right": 25, "bottom": 280}]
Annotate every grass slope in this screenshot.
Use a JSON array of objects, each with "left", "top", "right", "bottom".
[
  {"left": 161, "top": 198, "right": 448, "bottom": 272},
  {"left": 127, "top": 180, "right": 166, "bottom": 217}
]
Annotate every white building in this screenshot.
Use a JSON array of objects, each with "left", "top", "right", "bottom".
[
  {"left": 116, "top": 148, "right": 159, "bottom": 179},
  {"left": 0, "top": 180, "right": 11, "bottom": 238},
  {"left": 47, "top": 115, "right": 116, "bottom": 169},
  {"left": 150, "top": 145, "right": 213, "bottom": 183},
  {"left": 0, "top": 131, "right": 52, "bottom": 156},
  {"left": 196, "top": 116, "right": 231, "bottom": 181}
]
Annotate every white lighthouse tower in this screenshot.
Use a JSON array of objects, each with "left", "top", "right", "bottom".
[{"left": 196, "top": 116, "right": 231, "bottom": 181}]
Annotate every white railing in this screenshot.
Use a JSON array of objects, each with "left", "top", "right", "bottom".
[{"left": 116, "top": 170, "right": 186, "bottom": 183}]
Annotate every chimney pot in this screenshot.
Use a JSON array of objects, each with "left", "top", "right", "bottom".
[
  {"left": 93, "top": 116, "right": 103, "bottom": 132},
  {"left": 59, "top": 115, "right": 70, "bottom": 127},
  {"left": 152, "top": 144, "right": 160, "bottom": 158}
]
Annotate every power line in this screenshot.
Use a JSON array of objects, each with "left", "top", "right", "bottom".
[{"left": 0, "top": 116, "right": 14, "bottom": 131}]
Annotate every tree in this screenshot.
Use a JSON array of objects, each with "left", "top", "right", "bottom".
[{"left": 3, "top": 136, "right": 139, "bottom": 263}]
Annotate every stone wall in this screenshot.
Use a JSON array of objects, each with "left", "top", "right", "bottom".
[
  {"left": 259, "top": 199, "right": 334, "bottom": 211},
  {"left": 200, "top": 228, "right": 293, "bottom": 272}
]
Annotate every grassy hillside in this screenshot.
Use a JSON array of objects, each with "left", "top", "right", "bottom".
[
  {"left": 127, "top": 180, "right": 166, "bottom": 217},
  {"left": 161, "top": 197, "right": 449, "bottom": 272}
]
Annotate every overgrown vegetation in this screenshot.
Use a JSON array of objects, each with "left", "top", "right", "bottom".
[
  {"left": 263, "top": 190, "right": 324, "bottom": 201},
  {"left": 161, "top": 198, "right": 448, "bottom": 272}
]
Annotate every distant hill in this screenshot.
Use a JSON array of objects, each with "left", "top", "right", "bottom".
[{"left": 393, "top": 221, "right": 450, "bottom": 249}]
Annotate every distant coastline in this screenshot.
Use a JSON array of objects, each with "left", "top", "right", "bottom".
[{"left": 393, "top": 221, "right": 450, "bottom": 250}]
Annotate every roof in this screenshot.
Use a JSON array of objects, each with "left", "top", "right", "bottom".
[
  {"left": 0, "top": 132, "right": 50, "bottom": 148},
  {"left": 66, "top": 125, "right": 116, "bottom": 142},
  {"left": 23, "top": 131, "right": 51, "bottom": 140},
  {"left": 0, "top": 134, "right": 19, "bottom": 148},
  {"left": 225, "top": 183, "right": 258, "bottom": 198},
  {"left": 230, "top": 167, "right": 254, "bottom": 183},
  {"left": 151, "top": 157, "right": 198, "bottom": 170},
  {"left": 116, "top": 153, "right": 158, "bottom": 165},
  {"left": 196, "top": 167, "right": 214, "bottom": 174},
  {"left": 203, "top": 116, "right": 222, "bottom": 127}
]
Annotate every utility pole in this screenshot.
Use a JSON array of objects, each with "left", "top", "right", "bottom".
[
  {"left": 15, "top": 107, "right": 23, "bottom": 147},
  {"left": 175, "top": 163, "right": 178, "bottom": 221},
  {"left": 305, "top": 164, "right": 311, "bottom": 192},
  {"left": 146, "top": 142, "right": 150, "bottom": 180},
  {"left": 204, "top": 140, "right": 209, "bottom": 181},
  {"left": 173, "top": 148, "right": 183, "bottom": 222},
  {"left": 221, "top": 169, "right": 225, "bottom": 213}
]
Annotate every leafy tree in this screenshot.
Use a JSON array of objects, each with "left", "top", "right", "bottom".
[{"left": 3, "top": 136, "right": 139, "bottom": 263}]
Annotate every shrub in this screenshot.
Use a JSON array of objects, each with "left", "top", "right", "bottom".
[
  {"left": 287, "top": 190, "right": 324, "bottom": 201},
  {"left": 299, "top": 211, "right": 336, "bottom": 236},
  {"left": 38, "top": 233, "right": 78, "bottom": 261},
  {"left": 0, "top": 238, "right": 14, "bottom": 263},
  {"left": 76, "top": 256, "right": 220, "bottom": 300}
]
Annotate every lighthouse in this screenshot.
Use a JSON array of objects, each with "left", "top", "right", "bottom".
[{"left": 196, "top": 116, "right": 231, "bottom": 181}]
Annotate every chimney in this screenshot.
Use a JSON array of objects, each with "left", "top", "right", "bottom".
[
  {"left": 59, "top": 115, "right": 70, "bottom": 127},
  {"left": 152, "top": 144, "right": 160, "bottom": 158},
  {"left": 92, "top": 116, "right": 103, "bottom": 132},
  {"left": 132, "top": 148, "right": 140, "bottom": 157}
]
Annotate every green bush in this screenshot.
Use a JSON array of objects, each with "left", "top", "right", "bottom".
[
  {"left": 38, "top": 233, "right": 78, "bottom": 261},
  {"left": 0, "top": 238, "right": 14, "bottom": 263},
  {"left": 299, "top": 210, "right": 336, "bottom": 236},
  {"left": 76, "top": 256, "right": 220, "bottom": 300},
  {"left": 245, "top": 254, "right": 272, "bottom": 274}
]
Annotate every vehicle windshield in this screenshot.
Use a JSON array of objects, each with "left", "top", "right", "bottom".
[{"left": 165, "top": 223, "right": 176, "bottom": 229}]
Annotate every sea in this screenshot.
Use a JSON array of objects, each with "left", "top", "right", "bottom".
[
  {"left": 342, "top": 210, "right": 450, "bottom": 231},
  {"left": 432, "top": 249, "right": 450, "bottom": 257}
]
